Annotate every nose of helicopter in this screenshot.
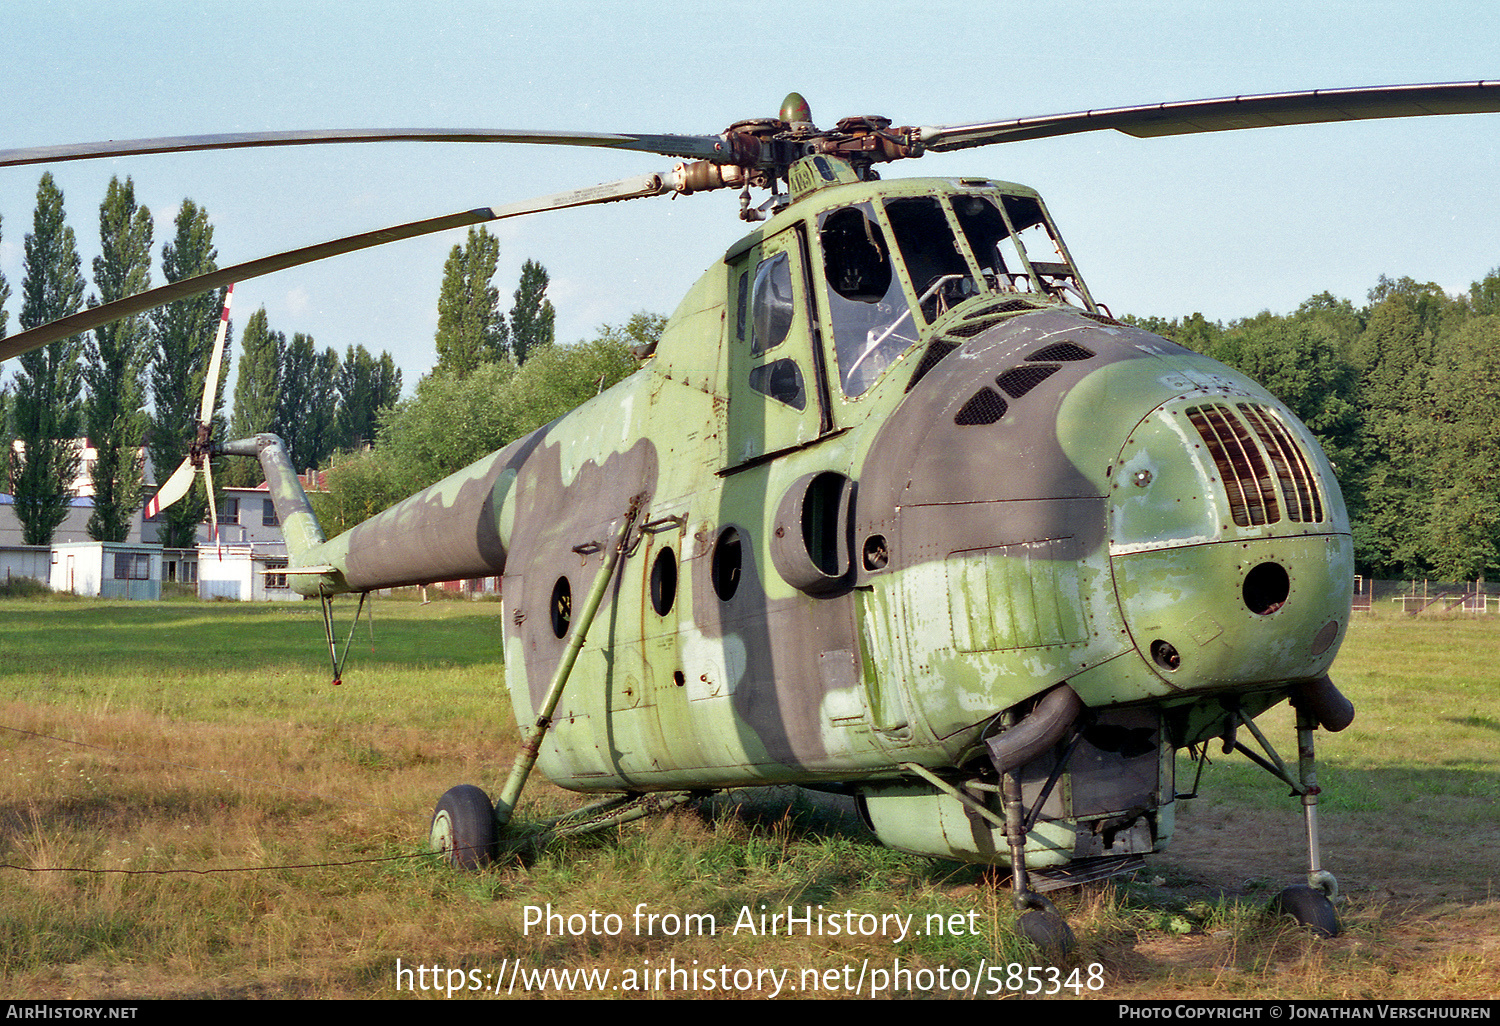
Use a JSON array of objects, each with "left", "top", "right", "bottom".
[{"left": 1105, "top": 395, "right": 1354, "bottom": 691}]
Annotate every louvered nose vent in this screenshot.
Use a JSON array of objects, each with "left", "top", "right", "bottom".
[
  {"left": 1025, "top": 341, "right": 1095, "bottom": 362},
  {"left": 1186, "top": 403, "right": 1326, "bottom": 527},
  {"left": 954, "top": 388, "right": 1008, "bottom": 425}
]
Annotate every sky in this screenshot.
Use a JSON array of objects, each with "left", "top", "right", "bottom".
[{"left": 1, "top": 0, "right": 1497, "bottom": 398}]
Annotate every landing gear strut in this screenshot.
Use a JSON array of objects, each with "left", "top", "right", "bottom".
[
  {"left": 1002, "top": 759, "right": 1076, "bottom": 955},
  {"left": 996, "top": 703, "right": 1077, "bottom": 956},
  {"left": 1270, "top": 702, "right": 1341, "bottom": 936},
  {"left": 429, "top": 498, "right": 648, "bottom": 867},
  {"left": 1221, "top": 678, "right": 1352, "bottom": 937}
]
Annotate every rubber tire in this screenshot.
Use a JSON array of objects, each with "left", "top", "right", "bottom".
[
  {"left": 430, "top": 784, "right": 499, "bottom": 869},
  {"left": 1018, "top": 909, "right": 1076, "bottom": 956},
  {"left": 1270, "top": 885, "right": 1341, "bottom": 938}
]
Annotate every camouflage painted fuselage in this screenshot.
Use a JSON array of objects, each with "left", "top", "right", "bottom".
[{"left": 271, "top": 175, "right": 1353, "bottom": 867}]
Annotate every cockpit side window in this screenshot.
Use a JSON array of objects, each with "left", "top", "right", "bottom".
[
  {"left": 822, "top": 205, "right": 892, "bottom": 303},
  {"left": 818, "top": 204, "right": 918, "bottom": 398},
  {"left": 999, "top": 194, "right": 1066, "bottom": 276},
  {"left": 952, "top": 193, "right": 1022, "bottom": 292}
]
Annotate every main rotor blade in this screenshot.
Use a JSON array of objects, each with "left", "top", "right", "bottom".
[
  {"left": 0, "top": 209, "right": 488, "bottom": 361},
  {"left": 0, "top": 171, "right": 675, "bottom": 364},
  {"left": 0, "top": 127, "right": 735, "bottom": 169},
  {"left": 918, "top": 80, "right": 1500, "bottom": 151}
]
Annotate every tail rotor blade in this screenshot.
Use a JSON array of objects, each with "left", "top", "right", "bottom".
[
  {"left": 203, "top": 459, "right": 219, "bottom": 547},
  {"left": 200, "top": 284, "right": 235, "bottom": 426},
  {"left": 144, "top": 457, "right": 195, "bottom": 519}
]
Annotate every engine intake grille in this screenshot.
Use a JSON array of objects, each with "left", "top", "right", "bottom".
[{"left": 1186, "top": 403, "right": 1326, "bottom": 527}]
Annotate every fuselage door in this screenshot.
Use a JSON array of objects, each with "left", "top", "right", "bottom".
[{"left": 724, "top": 228, "right": 829, "bottom": 468}]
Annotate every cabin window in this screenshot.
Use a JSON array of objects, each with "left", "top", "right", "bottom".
[
  {"left": 750, "top": 252, "right": 795, "bottom": 356},
  {"left": 263, "top": 498, "right": 278, "bottom": 527},
  {"left": 711, "top": 527, "right": 742, "bottom": 602},
  {"left": 550, "top": 576, "right": 572, "bottom": 638},
  {"left": 650, "top": 547, "right": 677, "bottom": 616}
]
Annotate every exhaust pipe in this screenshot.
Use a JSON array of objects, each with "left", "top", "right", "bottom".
[
  {"left": 1291, "top": 675, "right": 1355, "bottom": 733},
  {"left": 985, "top": 684, "right": 1083, "bottom": 773}
]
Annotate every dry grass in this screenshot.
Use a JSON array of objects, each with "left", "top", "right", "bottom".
[{"left": 0, "top": 598, "right": 1496, "bottom": 999}]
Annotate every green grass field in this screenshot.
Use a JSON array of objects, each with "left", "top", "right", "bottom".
[{"left": 0, "top": 596, "right": 1496, "bottom": 1000}]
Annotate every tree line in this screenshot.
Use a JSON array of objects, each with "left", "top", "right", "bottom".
[
  {"left": 0, "top": 178, "right": 650, "bottom": 553},
  {"left": 1126, "top": 267, "right": 1500, "bottom": 581},
  {"left": 0, "top": 172, "right": 407, "bottom": 548}
]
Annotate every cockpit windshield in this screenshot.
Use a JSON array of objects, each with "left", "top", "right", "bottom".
[
  {"left": 952, "top": 192, "right": 1090, "bottom": 306},
  {"left": 883, "top": 196, "right": 980, "bottom": 324},
  {"left": 818, "top": 187, "right": 1091, "bottom": 399}
]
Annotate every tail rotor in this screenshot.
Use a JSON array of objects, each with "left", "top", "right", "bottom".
[{"left": 143, "top": 283, "right": 235, "bottom": 539}]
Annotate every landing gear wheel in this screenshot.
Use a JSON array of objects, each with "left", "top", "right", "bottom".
[
  {"left": 1270, "top": 885, "right": 1341, "bottom": 938},
  {"left": 1018, "top": 908, "right": 1076, "bottom": 957},
  {"left": 429, "top": 784, "right": 499, "bottom": 869}
]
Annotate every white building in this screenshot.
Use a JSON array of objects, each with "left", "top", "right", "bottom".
[
  {"left": 191, "top": 476, "right": 321, "bottom": 601},
  {"left": 50, "top": 541, "right": 163, "bottom": 600},
  {"left": 0, "top": 441, "right": 321, "bottom": 601},
  {"left": 0, "top": 545, "right": 53, "bottom": 587},
  {"left": 197, "top": 542, "right": 295, "bottom": 602}
]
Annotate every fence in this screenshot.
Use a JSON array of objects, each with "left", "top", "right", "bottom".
[{"left": 1353, "top": 577, "right": 1499, "bottom": 615}]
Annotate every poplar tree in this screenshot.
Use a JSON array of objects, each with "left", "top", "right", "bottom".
[
  {"left": 278, "top": 333, "right": 340, "bottom": 473},
  {"left": 507, "top": 259, "right": 555, "bottom": 366},
  {"left": 13, "top": 173, "right": 85, "bottom": 546},
  {"left": 335, "top": 344, "right": 402, "bottom": 451},
  {"left": 222, "top": 306, "right": 284, "bottom": 487},
  {"left": 84, "top": 177, "right": 154, "bottom": 541},
  {"left": 230, "top": 307, "right": 284, "bottom": 440},
  {"left": 150, "top": 200, "right": 226, "bottom": 548},
  {"left": 434, "top": 226, "right": 504, "bottom": 377},
  {"left": 374, "top": 352, "right": 402, "bottom": 422},
  {"left": 0, "top": 213, "right": 9, "bottom": 341},
  {"left": 0, "top": 214, "right": 10, "bottom": 458}
]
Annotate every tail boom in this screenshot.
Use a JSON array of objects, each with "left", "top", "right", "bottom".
[{"left": 225, "top": 428, "right": 542, "bottom": 597}]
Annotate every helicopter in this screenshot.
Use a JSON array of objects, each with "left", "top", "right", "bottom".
[{"left": 2, "top": 81, "right": 1497, "bottom": 946}]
